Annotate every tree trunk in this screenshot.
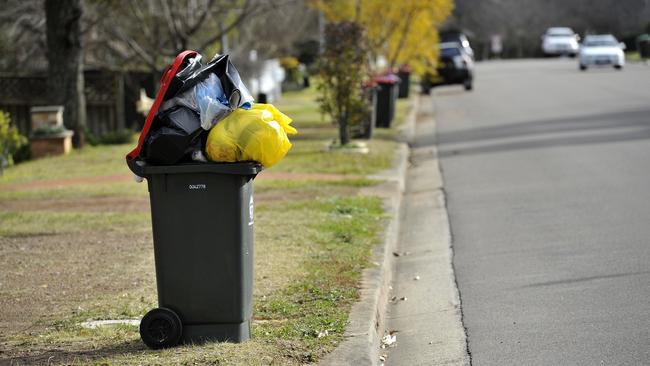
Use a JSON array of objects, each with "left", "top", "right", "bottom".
[
  {"left": 45, "top": 0, "right": 86, "bottom": 148},
  {"left": 339, "top": 113, "right": 350, "bottom": 146}
]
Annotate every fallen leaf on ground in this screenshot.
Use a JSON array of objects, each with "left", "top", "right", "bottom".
[
  {"left": 381, "top": 332, "right": 398, "bottom": 348},
  {"left": 390, "top": 296, "right": 407, "bottom": 303},
  {"left": 392, "top": 251, "right": 411, "bottom": 257}
]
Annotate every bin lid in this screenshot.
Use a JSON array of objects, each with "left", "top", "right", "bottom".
[
  {"left": 637, "top": 34, "right": 650, "bottom": 42},
  {"left": 362, "top": 79, "right": 379, "bottom": 89},
  {"left": 374, "top": 74, "right": 401, "bottom": 85},
  {"left": 396, "top": 65, "right": 412, "bottom": 73},
  {"left": 138, "top": 161, "right": 263, "bottom": 176}
]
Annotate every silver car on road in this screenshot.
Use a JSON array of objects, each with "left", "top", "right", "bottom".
[{"left": 579, "top": 34, "right": 626, "bottom": 71}]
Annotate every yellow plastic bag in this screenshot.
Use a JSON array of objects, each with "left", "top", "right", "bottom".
[{"left": 205, "top": 103, "right": 297, "bottom": 167}]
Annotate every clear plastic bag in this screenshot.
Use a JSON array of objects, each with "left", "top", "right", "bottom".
[
  {"left": 205, "top": 104, "right": 297, "bottom": 168},
  {"left": 160, "top": 54, "right": 254, "bottom": 131},
  {"left": 163, "top": 74, "right": 233, "bottom": 130}
]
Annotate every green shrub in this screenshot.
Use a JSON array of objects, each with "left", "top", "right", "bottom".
[
  {"left": 12, "top": 142, "right": 31, "bottom": 164},
  {"left": 0, "top": 111, "right": 28, "bottom": 173},
  {"left": 31, "top": 124, "right": 68, "bottom": 137},
  {"left": 87, "top": 128, "right": 134, "bottom": 146},
  {"left": 317, "top": 21, "right": 369, "bottom": 146},
  {"left": 98, "top": 129, "right": 134, "bottom": 145}
]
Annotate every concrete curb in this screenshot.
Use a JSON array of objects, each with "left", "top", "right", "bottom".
[
  {"left": 382, "top": 95, "right": 470, "bottom": 365},
  {"left": 319, "top": 96, "right": 419, "bottom": 366}
]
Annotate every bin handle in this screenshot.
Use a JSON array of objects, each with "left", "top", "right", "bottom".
[{"left": 126, "top": 50, "right": 199, "bottom": 171}]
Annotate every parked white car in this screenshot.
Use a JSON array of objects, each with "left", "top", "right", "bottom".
[
  {"left": 542, "top": 27, "right": 580, "bottom": 57},
  {"left": 579, "top": 34, "right": 626, "bottom": 70}
]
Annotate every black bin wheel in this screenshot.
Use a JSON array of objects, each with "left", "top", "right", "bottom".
[{"left": 140, "top": 307, "right": 182, "bottom": 349}]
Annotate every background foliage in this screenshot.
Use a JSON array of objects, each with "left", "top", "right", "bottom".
[
  {"left": 313, "top": 0, "right": 454, "bottom": 73},
  {"left": 317, "top": 21, "right": 369, "bottom": 145},
  {"left": 0, "top": 112, "right": 28, "bottom": 172}
]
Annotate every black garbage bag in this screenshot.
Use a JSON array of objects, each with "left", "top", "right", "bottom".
[
  {"left": 161, "top": 54, "right": 204, "bottom": 102},
  {"left": 140, "top": 53, "right": 253, "bottom": 165},
  {"left": 143, "top": 107, "right": 206, "bottom": 165},
  {"left": 173, "top": 54, "right": 254, "bottom": 109}
]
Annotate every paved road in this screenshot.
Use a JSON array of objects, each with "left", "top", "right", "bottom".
[{"left": 430, "top": 59, "right": 650, "bottom": 365}]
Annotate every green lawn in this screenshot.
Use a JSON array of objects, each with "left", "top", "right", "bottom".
[
  {"left": 0, "top": 85, "right": 413, "bottom": 365},
  {"left": 0, "top": 143, "right": 134, "bottom": 185},
  {"left": 273, "top": 87, "right": 410, "bottom": 174},
  {"left": 625, "top": 51, "right": 643, "bottom": 62}
]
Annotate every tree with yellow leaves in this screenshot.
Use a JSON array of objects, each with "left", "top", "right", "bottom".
[{"left": 312, "top": 0, "right": 454, "bottom": 74}]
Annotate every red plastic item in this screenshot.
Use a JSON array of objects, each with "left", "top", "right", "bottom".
[
  {"left": 396, "top": 64, "right": 412, "bottom": 73},
  {"left": 373, "top": 73, "right": 401, "bottom": 85},
  {"left": 362, "top": 79, "right": 378, "bottom": 88},
  {"left": 126, "top": 50, "right": 198, "bottom": 162}
]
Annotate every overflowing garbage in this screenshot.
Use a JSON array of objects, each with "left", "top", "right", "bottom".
[
  {"left": 127, "top": 51, "right": 296, "bottom": 177},
  {"left": 205, "top": 103, "right": 296, "bottom": 167},
  {"left": 125, "top": 51, "right": 288, "bottom": 348}
]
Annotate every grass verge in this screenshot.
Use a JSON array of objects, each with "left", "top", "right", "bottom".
[
  {"left": 0, "top": 85, "right": 414, "bottom": 365},
  {"left": 625, "top": 51, "right": 641, "bottom": 62},
  {"left": 2, "top": 196, "right": 384, "bottom": 365}
]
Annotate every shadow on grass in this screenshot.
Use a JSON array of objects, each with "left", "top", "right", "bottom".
[
  {"left": 291, "top": 133, "right": 335, "bottom": 142},
  {"left": 2, "top": 340, "right": 148, "bottom": 365},
  {"left": 0, "top": 232, "right": 61, "bottom": 239},
  {"left": 281, "top": 150, "right": 324, "bottom": 159},
  {"left": 369, "top": 129, "right": 398, "bottom": 142},
  {"left": 291, "top": 121, "right": 333, "bottom": 129}
]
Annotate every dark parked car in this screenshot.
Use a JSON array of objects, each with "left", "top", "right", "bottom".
[
  {"left": 421, "top": 43, "right": 474, "bottom": 93},
  {"left": 440, "top": 31, "right": 475, "bottom": 59}
]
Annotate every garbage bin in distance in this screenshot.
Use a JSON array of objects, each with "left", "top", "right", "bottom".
[
  {"left": 374, "top": 74, "right": 401, "bottom": 128},
  {"left": 129, "top": 159, "right": 262, "bottom": 347},
  {"left": 637, "top": 34, "right": 650, "bottom": 58},
  {"left": 396, "top": 66, "right": 412, "bottom": 99}
]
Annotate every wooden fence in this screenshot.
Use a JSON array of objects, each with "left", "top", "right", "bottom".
[{"left": 0, "top": 71, "right": 154, "bottom": 136}]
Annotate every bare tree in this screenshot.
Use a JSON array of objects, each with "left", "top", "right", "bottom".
[
  {"left": 0, "top": 0, "right": 47, "bottom": 71},
  {"left": 1, "top": 0, "right": 305, "bottom": 73},
  {"left": 0, "top": 0, "right": 319, "bottom": 143},
  {"left": 45, "top": 0, "right": 87, "bottom": 147},
  {"left": 95, "top": 0, "right": 281, "bottom": 73}
]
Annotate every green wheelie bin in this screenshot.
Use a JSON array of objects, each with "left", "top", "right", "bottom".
[{"left": 129, "top": 160, "right": 261, "bottom": 348}]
